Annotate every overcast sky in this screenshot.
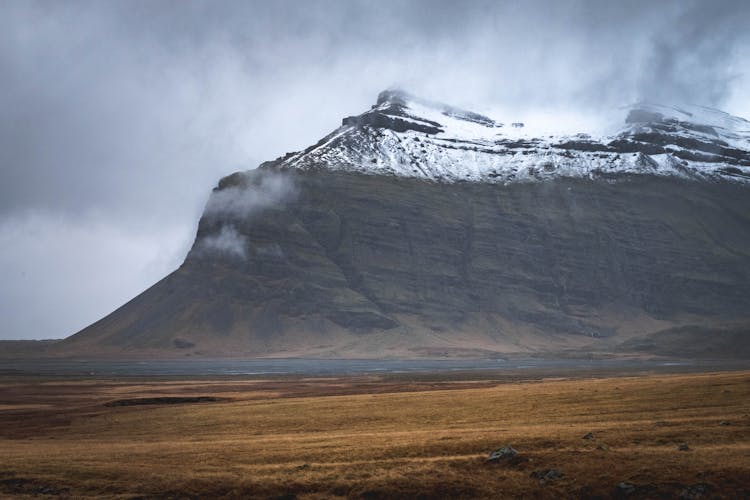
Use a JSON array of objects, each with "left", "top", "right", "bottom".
[{"left": 1, "top": 0, "right": 749, "bottom": 340}]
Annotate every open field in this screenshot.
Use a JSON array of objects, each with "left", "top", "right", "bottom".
[{"left": 1, "top": 370, "right": 749, "bottom": 498}]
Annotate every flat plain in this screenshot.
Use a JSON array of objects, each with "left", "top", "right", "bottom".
[{"left": 1, "top": 369, "right": 749, "bottom": 498}]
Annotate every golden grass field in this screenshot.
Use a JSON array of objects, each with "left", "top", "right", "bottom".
[{"left": 1, "top": 370, "right": 749, "bottom": 498}]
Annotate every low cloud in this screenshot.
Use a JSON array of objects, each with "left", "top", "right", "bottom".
[
  {"left": 197, "top": 224, "right": 247, "bottom": 259},
  {"left": 196, "top": 171, "right": 297, "bottom": 261},
  {"left": 204, "top": 171, "right": 298, "bottom": 219}
]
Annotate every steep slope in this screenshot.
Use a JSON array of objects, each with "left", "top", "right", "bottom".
[{"left": 58, "top": 91, "right": 750, "bottom": 358}]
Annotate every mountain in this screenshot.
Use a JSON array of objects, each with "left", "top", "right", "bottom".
[{"left": 57, "top": 90, "right": 750, "bottom": 358}]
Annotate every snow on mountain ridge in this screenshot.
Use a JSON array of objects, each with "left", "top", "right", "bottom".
[
  {"left": 619, "top": 102, "right": 750, "bottom": 152},
  {"left": 375, "top": 89, "right": 499, "bottom": 128},
  {"left": 274, "top": 90, "right": 750, "bottom": 184}
]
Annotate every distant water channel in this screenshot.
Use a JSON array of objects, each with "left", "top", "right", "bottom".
[{"left": 0, "top": 357, "right": 729, "bottom": 377}]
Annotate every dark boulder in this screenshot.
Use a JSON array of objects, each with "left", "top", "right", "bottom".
[
  {"left": 487, "top": 446, "right": 518, "bottom": 462},
  {"left": 530, "top": 469, "right": 564, "bottom": 484}
]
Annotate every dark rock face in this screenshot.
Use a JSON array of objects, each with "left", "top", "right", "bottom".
[
  {"left": 342, "top": 111, "right": 443, "bottom": 135},
  {"left": 61, "top": 166, "right": 750, "bottom": 357}
]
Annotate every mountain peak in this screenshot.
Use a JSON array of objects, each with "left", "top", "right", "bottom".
[
  {"left": 376, "top": 88, "right": 412, "bottom": 107},
  {"left": 370, "top": 88, "right": 498, "bottom": 128}
]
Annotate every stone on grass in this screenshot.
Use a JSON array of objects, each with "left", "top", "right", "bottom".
[
  {"left": 679, "top": 483, "right": 713, "bottom": 499},
  {"left": 616, "top": 482, "right": 636, "bottom": 495},
  {"left": 487, "top": 445, "right": 518, "bottom": 462},
  {"left": 530, "top": 469, "right": 564, "bottom": 484}
]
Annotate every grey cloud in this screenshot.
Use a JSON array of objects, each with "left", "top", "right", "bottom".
[
  {"left": 637, "top": 0, "right": 749, "bottom": 107},
  {"left": 0, "top": 210, "right": 190, "bottom": 340}
]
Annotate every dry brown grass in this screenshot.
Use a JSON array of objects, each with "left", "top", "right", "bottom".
[{"left": 0, "top": 371, "right": 749, "bottom": 498}]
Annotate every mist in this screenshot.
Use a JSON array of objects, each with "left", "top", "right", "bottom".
[
  {"left": 196, "top": 225, "right": 248, "bottom": 259},
  {"left": 1, "top": 0, "right": 749, "bottom": 339},
  {"left": 204, "top": 171, "right": 298, "bottom": 219},
  {"left": 196, "top": 170, "right": 298, "bottom": 260}
]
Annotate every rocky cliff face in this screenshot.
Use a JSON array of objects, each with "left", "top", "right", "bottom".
[{"left": 60, "top": 91, "right": 750, "bottom": 358}]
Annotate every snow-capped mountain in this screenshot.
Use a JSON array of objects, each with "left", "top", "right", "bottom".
[
  {"left": 58, "top": 90, "right": 750, "bottom": 359},
  {"left": 274, "top": 89, "right": 750, "bottom": 183}
]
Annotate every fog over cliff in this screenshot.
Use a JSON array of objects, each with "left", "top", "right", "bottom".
[{"left": 1, "top": 0, "right": 749, "bottom": 339}]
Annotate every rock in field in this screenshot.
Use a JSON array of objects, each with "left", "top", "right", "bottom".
[
  {"left": 679, "top": 483, "right": 713, "bottom": 499},
  {"left": 615, "top": 482, "right": 636, "bottom": 495},
  {"left": 487, "top": 446, "right": 518, "bottom": 462},
  {"left": 530, "top": 469, "right": 564, "bottom": 484}
]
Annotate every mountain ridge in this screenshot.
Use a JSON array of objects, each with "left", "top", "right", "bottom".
[{"left": 271, "top": 89, "right": 750, "bottom": 184}]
